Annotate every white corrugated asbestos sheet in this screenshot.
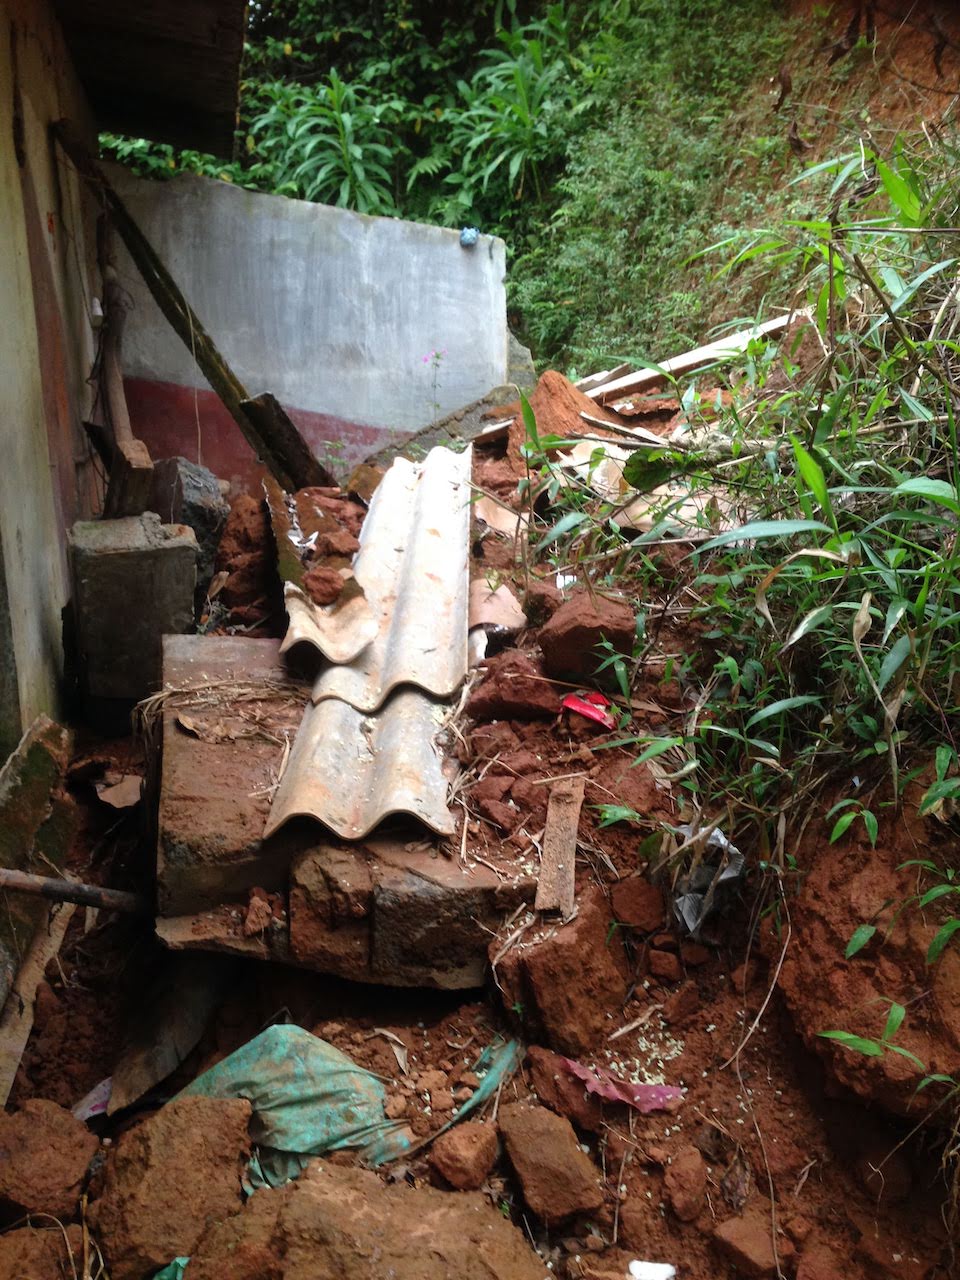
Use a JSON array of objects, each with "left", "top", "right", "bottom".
[{"left": 265, "top": 445, "right": 471, "bottom": 840}]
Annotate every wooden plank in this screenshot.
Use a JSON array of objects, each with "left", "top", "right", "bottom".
[
  {"left": 587, "top": 314, "right": 796, "bottom": 404},
  {"left": 535, "top": 777, "right": 585, "bottom": 919},
  {"left": 574, "top": 362, "right": 633, "bottom": 394}
]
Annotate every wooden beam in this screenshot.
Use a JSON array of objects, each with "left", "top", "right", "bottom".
[{"left": 535, "top": 776, "right": 585, "bottom": 919}]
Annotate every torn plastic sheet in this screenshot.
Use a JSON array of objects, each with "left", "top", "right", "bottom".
[
  {"left": 561, "top": 691, "right": 615, "bottom": 730},
  {"left": 672, "top": 824, "right": 745, "bottom": 935},
  {"left": 72, "top": 1076, "right": 112, "bottom": 1121},
  {"left": 177, "top": 1025, "right": 410, "bottom": 1190}
]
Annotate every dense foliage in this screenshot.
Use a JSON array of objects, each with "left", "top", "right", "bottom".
[
  {"left": 101, "top": 0, "right": 795, "bottom": 369},
  {"left": 522, "top": 127, "right": 960, "bottom": 1087}
]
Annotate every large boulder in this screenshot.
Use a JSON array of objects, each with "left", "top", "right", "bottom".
[
  {"left": 184, "top": 1160, "right": 544, "bottom": 1279},
  {"left": 92, "top": 1096, "right": 251, "bottom": 1280}
]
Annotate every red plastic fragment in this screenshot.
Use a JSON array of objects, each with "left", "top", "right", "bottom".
[
  {"left": 559, "top": 1057, "right": 684, "bottom": 1113},
  {"left": 561, "top": 693, "right": 615, "bottom": 729}
]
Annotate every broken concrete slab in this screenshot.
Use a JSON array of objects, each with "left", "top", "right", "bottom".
[
  {"left": 160, "top": 836, "right": 535, "bottom": 991},
  {"left": 290, "top": 840, "right": 534, "bottom": 989},
  {"left": 157, "top": 635, "right": 536, "bottom": 986},
  {"left": 0, "top": 715, "right": 73, "bottom": 1007},
  {"left": 69, "top": 513, "right": 197, "bottom": 703},
  {"left": 149, "top": 456, "right": 230, "bottom": 605}
]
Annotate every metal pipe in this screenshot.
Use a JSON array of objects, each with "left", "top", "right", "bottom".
[{"left": 0, "top": 868, "right": 148, "bottom": 915}]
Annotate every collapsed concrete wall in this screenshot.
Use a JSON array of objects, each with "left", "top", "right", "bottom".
[
  {"left": 0, "top": 0, "right": 102, "bottom": 755},
  {"left": 107, "top": 167, "right": 510, "bottom": 489}
]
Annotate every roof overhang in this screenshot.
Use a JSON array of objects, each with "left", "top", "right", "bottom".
[{"left": 55, "top": 0, "right": 247, "bottom": 157}]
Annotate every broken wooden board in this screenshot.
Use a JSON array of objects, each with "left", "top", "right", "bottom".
[
  {"left": 586, "top": 314, "right": 795, "bottom": 404},
  {"left": 534, "top": 777, "right": 585, "bottom": 919},
  {"left": 0, "top": 716, "right": 74, "bottom": 1009},
  {"left": 108, "top": 952, "right": 231, "bottom": 1114}
]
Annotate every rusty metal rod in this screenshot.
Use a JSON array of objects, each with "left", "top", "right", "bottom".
[{"left": 0, "top": 869, "right": 148, "bottom": 916}]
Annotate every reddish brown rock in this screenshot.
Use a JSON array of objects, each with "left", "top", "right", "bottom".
[
  {"left": 0, "top": 1223, "right": 84, "bottom": 1278},
  {"left": 470, "top": 775, "right": 520, "bottom": 832},
  {"left": 649, "top": 950, "right": 682, "bottom": 983},
  {"left": 713, "top": 1210, "right": 795, "bottom": 1278},
  {"left": 469, "top": 722, "right": 521, "bottom": 760},
  {"left": 509, "top": 777, "right": 548, "bottom": 822},
  {"left": 0, "top": 1099, "right": 98, "bottom": 1219},
  {"left": 664, "top": 1145, "right": 707, "bottom": 1222},
  {"left": 498, "top": 1103, "right": 603, "bottom": 1226},
  {"left": 538, "top": 590, "right": 635, "bottom": 679},
  {"left": 302, "top": 564, "right": 344, "bottom": 605},
  {"left": 313, "top": 529, "right": 360, "bottom": 558},
  {"left": 467, "top": 651, "right": 559, "bottom": 721},
  {"left": 185, "top": 1160, "right": 544, "bottom": 1279},
  {"left": 611, "top": 878, "right": 664, "bottom": 931},
  {"left": 92, "top": 1096, "right": 251, "bottom": 1280},
  {"left": 527, "top": 1045, "right": 604, "bottom": 1132},
  {"left": 496, "top": 887, "right": 627, "bottom": 1056},
  {"left": 797, "top": 1243, "right": 847, "bottom": 1280},
  {"left": 524, "top": 577, "right": 563, "bottom": 625},
  {"left": 680, "top": 941, "right": 711, "bottom": 966},
  {"left": 854, "top": 1225, "right": 931, "bottom": 1280},
  {"left": 429, "top": 1121, "right": 498, "bottom": 1190}
]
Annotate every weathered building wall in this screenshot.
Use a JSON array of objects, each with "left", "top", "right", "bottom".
[
  {"left": 108, "top": 167, "right": 510, "bottom": 486},
  {"left": 0, "top": 0, "right": 101, "bottom": 754}
]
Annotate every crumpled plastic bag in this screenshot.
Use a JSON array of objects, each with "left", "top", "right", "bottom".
[
  {"left": 672, "top": 824, "right": 745, "bottom": 935},
  {"left": 176, "top": 1024, "right": 410, "bottom": 1189}
]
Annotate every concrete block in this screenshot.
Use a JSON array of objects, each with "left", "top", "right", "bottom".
[
  {"left": 149, "top": 458, "right": 229, "bottom": 604},
  {"left": 69, "top": 514, "right": 198, "bottom": 701},
  {"left": 0, "top": 715, "right": 74, "bottom": 1006}
]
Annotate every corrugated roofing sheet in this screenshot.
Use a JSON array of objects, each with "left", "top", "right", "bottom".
[
  {"left": 266, "top": 445, "right": 470, "bottom": 842},
  {"left": 263, "top": 690, "right": 454, "bottom": 840},
  {"left": 311, "top": 446, "right": 472, "bottom": 713},
  {"left": 280, "top": 583, "right": 378, "bottom": 665}
]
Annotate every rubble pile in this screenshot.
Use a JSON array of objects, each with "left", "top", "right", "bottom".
[{"left": 0, "top": 357, "right": 953, "bottom": 1280}]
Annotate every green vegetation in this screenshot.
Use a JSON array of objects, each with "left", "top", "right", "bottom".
[
  {"left": 102, "top": 0, "right": 799, "bottom": 369},
  {"left": 519, "top": 126, "right": 960, "bottom": 1089}
]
